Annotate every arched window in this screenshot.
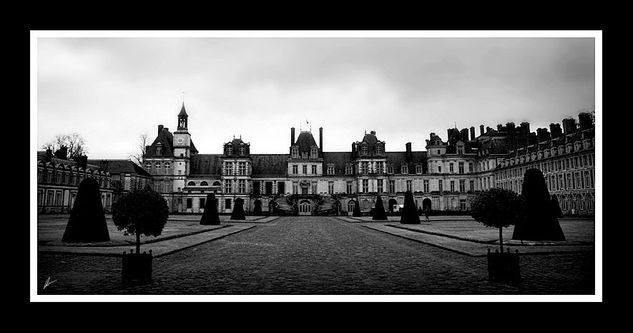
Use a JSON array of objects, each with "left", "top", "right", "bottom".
[
  {"left": 200, "top": 181, "right": 209, "bottom": 186},
  {"left": 187, "top": 181, "right": 196, "bottom": 186}
]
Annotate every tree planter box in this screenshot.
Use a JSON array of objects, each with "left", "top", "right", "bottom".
[
  {"left": 122, "top": 251, "right": 153, "bottom": 285},
  {"left": 487, "top": 249, "right": 520, "bottom": 284}
]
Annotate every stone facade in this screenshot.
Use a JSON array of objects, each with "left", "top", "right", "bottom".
[{"left": 142, "top": 104, "right": 595, "bottom": 216}]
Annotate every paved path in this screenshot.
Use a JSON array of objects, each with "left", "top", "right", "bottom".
[{"left": 37, "top": 216, "right": 594, "bottom": 295}]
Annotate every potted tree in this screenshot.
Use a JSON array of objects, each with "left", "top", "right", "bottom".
[
  {"left": 200, "top": 193, "right": 220, "bottom": 225},
  {"left": 112, "top": 186, "right": 168, "bottom": 284},
  {"left": 231, "top": 198, "right": 246, "bottom": 220},
  {"left": 62, "top": 178, "right": 110, "bottom": 243},
  {"left": 470, "top": 188, "right": 524, "bottom": 284},
  {"left": 352, "top": 200, "right": 362, "bottom": 217}
]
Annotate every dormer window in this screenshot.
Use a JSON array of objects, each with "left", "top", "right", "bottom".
[
  {"left": 311, "top": 147, "right": 318, "bottom": 158},
  {"left": 345, "top": 164, "right": 353, "bottom": 175},
  {"left": 401, "top": 165, "right": 408, "bottom": 174},
  {"left": 292, "top": 147, "right": 299, "bottom": 158},
  {"left": 302, "top": 152, "right": 308, "bottom": 159},
  {"left": 226, "top": 146, "right": 233, "bottom": 155},
  {"left": 387, "top": 165, "right": 393, "bottom": 174},
  {"left": 376, "top": 144, "right": 383, "bottom": 155},
  {"left": 327, "top": 164, "right": 335, "bottom": 175},
  {"left": 416, "top": 165, "right": 423, "bottom": 174},
  {"left": 457, "top": 146, "right": 464, "bottom": 155},
  {"left": 239, "top": 146, "right": 245, "bottom": 156},
  {"left": 361, "top": 145, "right": 368, "bottom": 156}
]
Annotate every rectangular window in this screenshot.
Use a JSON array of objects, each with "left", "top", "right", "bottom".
[
  {"left": 406, "top": 180, "right": 412, "bottom": 192},
  {"left": 377, "top": 179, "right": 384, "bottom": 193},
  {"left": 224, "top": 180, "right": 232, "bottom": 193},
  {"left": 253, "top": 181, "right": 260, "bottom": 195},
  {"left": 416, "top": 165, "right": 423, "bottom": 174},
  {"left": 438, "top": 165, "right": 442, "bottom": 173},
  {"left": 292, "top": 165, "right": 298, "bottom": 174},
  {"left": 224, "top": 162, "right": 233, "bottom": 175},
  {"left": 387, "top": 166, "right": 393, "bottom": 174},
  {"left": 312, "top": 165, "right": 317, "bottom": 174},
  {"left": 438, "top": 180, "right": 443, "bottom": 192},
  {"left": 293, "top": 182, "right": 298, "bottom": 194},
  {"left": 264, "top": 181, "right": 273, "bottom": 194},
  {"left": 361, "top": 162, "right": 368, "bottom": 174},
  {"left": 450, "top": 181, "right": 455, "bottom": 192},
  {"left": 238, "top": 162, "right": 246, "bottom": 175},
  {"left": 328, "top": 181, "right": 334, "bottom": 194},
  {"left": 469, "top": 180, "right": 474, "bottom": 192},
  {"left": 239, "top": 180, "right": 246, "bottom": 193},
  {"left": 186, "top": 198, "right": 193, "bottom": 209},
  {"left": 469, "top": 163, "right": 474, "bottom": 173},
  {"left": 459, "top": 179, "right": 465, "bottom": 192},
  {"left": 302, "top": 165, "right": 307, "bottom": 174},
  {"left": 312, "top": 182, "right": 317, "bottom": 194},
  {"left": 347, "top": 181, "right": 353, "bottom": 194},
  {"left": 225, "top": 199, "right": 231, "bottom": 210},
  {"left": 278, "top": 182, "right": 285, "bottom": 194},
  {"left": 423, "top": 180, "right": 429, "bottom": 193},
  {"left": 199, "top": 198, "right": 206, "bottom": 209},
  {"left": 377, "top": 162, "right": 384, "bottom": 174},
  {"left": 362, "top": 179, "right": 369, "bottom": 193},
  {"left": 55, "top": 191, "right": 62, "bottom": 206},
  {"left": 458, "top": 162, "right": 464, "bottom": 174},
  {"left": 389, "top": 180, "right": 395, "bottom": 193},
  {"left": 449, "top": 163, "right": 454, "bottom": 173},
  {"left": 401, "top": 165, "right": 408, "bottom": 174},
  {"left": 346, "top": 165, "right": 353, "bottom": 175},
  {"left": 327, "top": 165, "right": 334, "bottom": 175},
  {"left": 460, "top": 199, "right": 467, "bottom": 211}
]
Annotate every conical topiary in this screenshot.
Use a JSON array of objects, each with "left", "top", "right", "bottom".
[
  {"left": 352, "top": 200, "right": 362, "bottom": 217},
  {"left": 400, "top": 191, "right": 420, "bottom": 224},
  {"left": 230, "top": 198, "right": 246, "bottom": 220},
  {"left": 200, "top": 193, "right": 220, "bottom": 225},
  {"left": 253, "top": 201, "right": 263, "bottom": 216},
  {"left": 62, "top": 178, "right": 110, "bottom": 242},
  {"left": 550, "top": 194, "right": 564, "bottom": 218},
  {"left": 512, "top": 168, "right": 565, "bottom": 241},
  {"left": 372, "top": 196, "right": 387, "bottom": 220}
]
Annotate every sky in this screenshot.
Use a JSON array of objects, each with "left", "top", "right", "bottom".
[{"left": 36, "top": 34, "right": 596, "bottom": 159}]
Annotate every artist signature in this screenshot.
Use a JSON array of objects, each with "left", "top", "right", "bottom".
[{"left": 43, "top": 276, "right": 57, "bottom": 290}]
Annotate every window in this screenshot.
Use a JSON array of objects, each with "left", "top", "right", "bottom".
[
  {"left": 224, "top": 162, "right": 233, "bottom": 175},
  {"left": 311, "top": 182, "right": 317, "bottom": 194},
  {"left": 226, "top": 146, "right": 233, "bottom": 155},
  {"left": 239, "top": 146, "right": 245, "bottom": 156},
  {"left": 423, "top": 180, "right": 429, "bottom": 193},
  {"left": 238, "top": 162, "right": 246, "bottom": 175},
  {"left": 459, "top": 179, "right": 465, "bottom": 193},
  {"left": 55, "top": 191, "right": 62, "bottom": 206},
  {"left": 278, "top": 182, "right": 285, "bottom": 194},
  {"left": 459, "top": 199, "right": 467, "bottom": 211},
  {"left": 469, "top": 163, "right": 473, "bottom": 173},
  {"left": 188, "top": 181, "right": 196, "bottom": 186},
  {"left": 186, "top": 198, "right": 193, "bottom": 209},
  {"left": 376, "top": 144, "right": 383, "bottom": 155},
  {"left": 450, "top": 181, "right": 455, "bottom": 192},
  {"left": 312, "top": 165, "right": 317, "bottom": 174},
  {"left": 416, "top": 165, "right": 423, "bottom": 174},
  {"left": 328, "top": 181, "right": 334, "bottom": 194},
  {"left": 377, "top": 179, "right": 384, "bottom": 193},
  {"left": 438, "top": 165, "right": 442, "bottom": 173},
  {"left": 387, "top": 165, "right": 393, "bottom": 174},
  {"left": 293, "top": 182, "right": 298, "bottom": 194},
  {"left": 225, "top": 199, "right": 231, "bottom": 210},
  {"left": 361, "top": 162, "right": 369, "bottom": 174},
  {"left": 406, "top": 180, "right": 412, "bottom": 192},
  {"left": 362, "top": 179, "right": 369, "bottom": 193},
  {"left": 238, "top": 179, "right": 246, "bottom": 193},
  {"left": 449, "top": 163, "right": 454, "bottom": 173},
  {"left": 457, "top": 146, "right": 464, "bottom": 155},
  {"left": 224, "top": 180, "right": 232, "bottom": 193},
  {"left": 199, "top": 198, "right": 206, "bottom": 209},
  {"left": 346, "top": 164, "right": 353, "bottom": 175},
  {"left": 200, "top": 181, "right": 208, "bottom": 186},
  {"left": 438, "top": 180, "right": 443, "bottom": 192},
  {"left": 361, "top": 145, "right": 368, "bottom": 155},
  {"left": 265, "top": 182, "right": 273, "bottom": 194},
  {"left": 253, "top": 181, "right": 261, "bottom": 195},
  {"left": 302, "top": 165, "right": 307, "bottom": 174},
  {"left": 311, "top": 147, "right": 318, "bottom": 158},
  {"left": 376, "top": 162, "right": 384, "bottom": 174},
  {"left": 458, "top": 162, "right": 464, "bottom": 174},
  {"left": 327, "top": 165, "right": 334, "bottom": 175},
  {"left": 469, "top": 180, "right": 475, "bottom": 192},
  {"left": 401, "top": 165, "right": 408, "bottom": 174},
  {"left": 292, "top": 165, "right": 298, "bottom": 174},
  {"left": 292, "top": 147, "right": 299, "bottom": 158},
  {"left": 389, "top": 180, "right": 395, "bottom": 193}
]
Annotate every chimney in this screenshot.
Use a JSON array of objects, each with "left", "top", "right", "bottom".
[
  {"left": 480, "top": 125, "right": 485, "bottom": 136},
  {"left": 562, "top": 118, "right": 577, "bottom": 134},
  {"left": 486, "top": 126, "right": 493, "bottom": 133},
  {"left": 578, "top": 112, "right": 593, "bottom": 130},
  {"left": 291, "top": 127, "right": 295, "bottom": 146},
  {"left": 550, "top": 123, "right": 562, "bottom": 138},
  {"left": 319, "top": 127, "right": 323, "bottom": 153},
  {"left": 460, "top": 128, "right": 469, "bottom": 142},
  {"left": 45, "top": 148, "right": 53, "bottom": 162},
  {"left": 536, "top": 128, "right": 551, "bottom": 142},
  {"left": 470, "top": 126, "right": 475, "bottom": 141},
  {"left": 520, "top": 122, "right": 530, "bottom": 135},
  {"left": 405, "top": 142, "right": 412, "bottom": 161},
  {"left": 158, "top": 124, "right": 164, "bottom": 136}
]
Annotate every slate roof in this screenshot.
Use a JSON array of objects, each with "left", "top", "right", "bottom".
[
  {"left": 146, "top": 128, "right": 174, "bottom": 157},
  {"left": 386, "top": 151, "right": 428, "bottom": 174},
  {"left": 189, "top": 154, "right": 222, "bottom": 175},
  {"left": 251, "top": 154, "right": 288, "bottom": 178},
  {"left": 294, "top": 131, "right": 318, "bottom": 152},
  {"left": 87, "top": 159, "right": 152, "bottom": 177},
  {"left": 322, "top": 152, "right": 353, "bottom": 175}
]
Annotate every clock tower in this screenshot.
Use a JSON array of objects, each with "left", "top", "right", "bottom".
[{"left": 173, "top": 103, "right": 192, "bottom": 182}]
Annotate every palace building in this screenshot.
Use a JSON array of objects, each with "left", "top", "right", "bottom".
[{"left": 142, "top": 103, "right": 595, "bottom": 216}]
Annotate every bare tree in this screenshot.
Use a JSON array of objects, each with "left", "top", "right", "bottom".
[
  {"left": 130, "top": 133, "right": 149, "bottom": 167},
  {"left": 42, "top": 133, "right": 87, "bottom": 159}
]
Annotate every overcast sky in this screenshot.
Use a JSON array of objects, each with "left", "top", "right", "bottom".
[{"left": 36, "top": 36, "right": 595, "bottom": 159}]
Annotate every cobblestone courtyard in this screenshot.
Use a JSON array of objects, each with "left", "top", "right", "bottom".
[{"left": 37, "top": 216, "right": 595, "bottom": 295}]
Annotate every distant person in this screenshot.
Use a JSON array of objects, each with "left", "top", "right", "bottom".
[{"left": 424, "top": 210, "right": 430, "bottom": 222}]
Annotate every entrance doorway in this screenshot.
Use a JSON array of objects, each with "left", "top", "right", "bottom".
[
  {"left": 299, "top": 200, "right": 312, "bottom": 215},
  {"left": 422, "top": 198, "right": 432, "bottom": 211}
]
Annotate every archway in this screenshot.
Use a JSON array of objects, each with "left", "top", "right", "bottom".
[
  {"left": 347, "top": 200, "right": 357, "bottom": 214},
  {"left": 333, "top": 200, "right": 341, "bottom": 216},
  {"left": 422, "top": 198, "right": 432, "bottom": 211},
  {"left": 388, "top": 199, "right": 398, "bottom": 213}
]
